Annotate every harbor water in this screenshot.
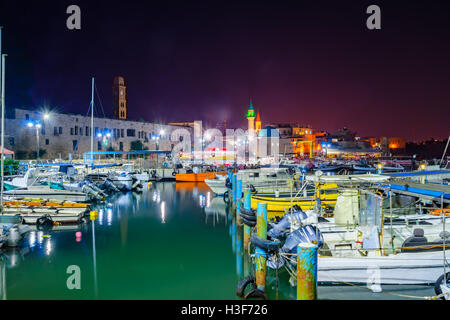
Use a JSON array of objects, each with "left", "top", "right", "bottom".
[{"left": 0, "top": 182, "right": 435, "bottom": 300}]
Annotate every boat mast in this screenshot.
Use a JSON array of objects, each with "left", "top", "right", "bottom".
[
  {"left": 0, "top": 27, "right": 5, "bottom": 214},
  {"left": 90, "top": 77, "right": 94, "bottom": 166},
  {"left": 439, "top": 135, "right": 450, "bottom": 167}
]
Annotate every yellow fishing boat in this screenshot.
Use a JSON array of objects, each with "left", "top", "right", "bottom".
[
  {"left": 250, "top": 183, "right": 338, "bottom": 212},
  {"left": 3, "top": 199, "right": 88, "bottom": 208}
]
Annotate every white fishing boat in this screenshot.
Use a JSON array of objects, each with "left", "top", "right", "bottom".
[
  {"left": 3, "top": 186, "right": 90, "bottom": 202},
  {"left": 205, "top": 167, "right": 296, "bottom": 195}
]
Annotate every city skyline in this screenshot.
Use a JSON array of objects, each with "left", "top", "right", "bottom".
[{"left": 0, "top": 1, "right": 449, "bottom": 141}]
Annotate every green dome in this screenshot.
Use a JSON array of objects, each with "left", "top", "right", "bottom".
[{"left": 246, "top": 100, "right": 255, "bottom": 118}]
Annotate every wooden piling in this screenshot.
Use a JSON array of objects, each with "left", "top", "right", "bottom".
[
  {"left": 243, "top": 188, "right": 251, "bottom": 251},
  {"left": 255, "top": 203, "right": 267, "bottom": 292},
  {"left": 296, "top": 243, "right": 318, "bottom": 300}
]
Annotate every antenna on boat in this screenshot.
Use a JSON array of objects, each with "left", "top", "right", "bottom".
[{"left": 90, "top": 77, "right": 95, "bottom": 167}]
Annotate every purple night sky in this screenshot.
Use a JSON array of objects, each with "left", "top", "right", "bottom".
[{"left": 1, "top": 0, "right": 449, "bottom": 141}]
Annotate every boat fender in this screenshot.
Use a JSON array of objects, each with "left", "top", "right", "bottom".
[
  {"left": 225, "top": 178, "right": 232, "bottom": 189},
  {"left": 240, "top": 207, "right": 256, "bottom": 217},
  {"left": 223, "top": 191, "right": 230, "bottom": 203},
  {"left": 249, "top": 184, "right": 257, "bottom": 194},
  {"left": 241, "top": 215, "right": 256, "bottom": 227},
  {"left": 236, "top": 276, "right": 256, "bottom": 298},
  {"left": 244, "top": 288, "right": 267, "bottom": 300},
  {"left": 240, "top": 212, "right": 256, "bottom": 222},
  {"left": 250, "top": 234, "right": 281, "bottom": 253},
  {"left": 434, "top": 272, "right": 450, "bottom": 300}
]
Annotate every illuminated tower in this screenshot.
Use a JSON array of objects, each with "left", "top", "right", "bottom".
[
  {"left": 113, "top": 76, "right": 127, "bottom": 120},
  {"left": 255, "top": 111, "right": 261, "bottom": 134},
  {"left": 246, "top": 100, "right": 255, "bottom": 134}
]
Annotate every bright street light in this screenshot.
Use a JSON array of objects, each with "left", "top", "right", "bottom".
[
  {"left": 27, "top": 122, "right": 34, "bottom": 127},
  {"left": 43, "top": 113, "right": 50, "bottom": 120}
]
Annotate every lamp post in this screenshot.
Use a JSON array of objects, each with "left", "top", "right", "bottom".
[{"left": 27, "top": 121, "right": 42, "bottom": 160}]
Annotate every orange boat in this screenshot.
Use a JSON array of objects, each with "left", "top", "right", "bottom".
[{"left": 175, "top": 171, "right": 227, "bottom": 182}]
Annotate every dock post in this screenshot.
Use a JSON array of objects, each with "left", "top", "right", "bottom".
[
  {"left": 255, "top": 203, "right": 267, "bottom": 292},
  {"left": 232, "top": 174, "right": 237, "bottom": 208},
  {"left": 236, "top": 223, "right": 243, "bottom": 277},
  {"left": 296, "top": 243, "right": 318, "bottom": 300},
  {"left": 243, "top": 187, "right": 252, "bottom": 251},
  {"left": 236, "top": 179, "right": 242, "bottom": 222}
]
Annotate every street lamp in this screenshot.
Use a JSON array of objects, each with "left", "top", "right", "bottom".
[{"left": 27, "top": 121, "right": 42, "bottom": 160}]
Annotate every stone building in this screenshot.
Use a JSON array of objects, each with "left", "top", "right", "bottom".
[{"left": 4, "top": 108, "right": 189, "bottom": 160}]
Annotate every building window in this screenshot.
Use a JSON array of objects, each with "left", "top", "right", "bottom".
[
  {"left": 59, "top": 127, "right": 63, "bottom": 134},
  {"left": 119, "top": 141, "right": 123, "bottom": 151},
  {"left": 54, "top": 127, "right": 58, "bottom": 136},
  {"left": 45, "top": 139, "right": 49, "bottom": 145},
  {"left": 127, "top": 129, "right": 135, "bottom": 137},
  {"left": 97, "top": 141, "right": 102, "bottom": 151},
  {"left": 9, "top": 137, "right": 14, "bottom": 146},
  {"left": 25, "top": 114, "right": 29, "bottom": 120},
  {"left": 70, "top": 128, "right": 74, "bottom": 135},
  {"left": 75, "top": 126, "right": 78, "bottom": 135},
  {"left": 72, "top": 140, "right": 78, "bottom": 151},
  {"left": 86, "top": 126, "right": 89, "bottom": 136},
  {"left": 121, "top": 129, "right": 124, "bottom": 137}
]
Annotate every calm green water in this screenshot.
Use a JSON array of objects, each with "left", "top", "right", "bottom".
[{"left": 0, "top": 182, "right": 435, "bottom": 300}]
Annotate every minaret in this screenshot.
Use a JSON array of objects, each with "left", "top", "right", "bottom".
[
  {"left": 255, "top": 111, "right": 261, "bottom": 134},
  {"left": 246, "top": 100, "right": 255, "bottom": 134},
  {"left": 113, "top": 76, "right": 127, "bottom": 120}
]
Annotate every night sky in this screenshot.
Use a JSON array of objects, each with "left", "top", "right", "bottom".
[{"left": 0, "top": 0, "right": 449, "bottom": 141}]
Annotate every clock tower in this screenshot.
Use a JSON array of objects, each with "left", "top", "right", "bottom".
[{"left": 113, "top": 76, "right": 127, "bottom": 120}]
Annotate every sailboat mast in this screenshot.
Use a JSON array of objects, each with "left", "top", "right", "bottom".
[
  {"left": 440, "top": 135, "right": 450, "bottom": 167},
  {"left": 0, "top": 27, "right": 5, "bottom": 213},
  {"left": 90, "top": 77, "right": 94, "bottom": 165}
]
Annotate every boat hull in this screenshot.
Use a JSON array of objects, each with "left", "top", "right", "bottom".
[{"left": 176, "top": 171, "right": 226, "bottom": 182}]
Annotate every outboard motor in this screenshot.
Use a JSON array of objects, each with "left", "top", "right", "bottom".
[
  {"left": 87, "top": 181, "right": 108, "bottom": 198},
  {"left": 268, "top": 209, "right": 318, "bottom": 239},
  {"left": 82, "top": 184, "right": 104, "bottom": 201},
  {"left": 267, "top": 225, "right": 323, "bottom": 269},
  {"left": 131, "top": 177, "right": 142, "bottom": 191},
  {"left": 104, "top": 179, "right": 120, "bottom": 192}
]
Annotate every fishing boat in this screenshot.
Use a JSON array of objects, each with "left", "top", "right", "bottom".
[
  {"left": 205, "top": 167, "right": 295, "bottom": 195},
  {"left": 176, "top": 166, "right": 227, "bottom": 182},
  {"left": 3, "top": 186, "right": 90, "bottom": 202},
  {"left": 352, "top": 164, "right": 377, "bottom": 172},
  {"left": 1, "top": 209, "right": 86, "bottom": 224},
  {"left": 250, "top": 183, "right": 338, "bottom": 212},
  {"left": 3, "top": 198, "right": 88, "bottom": 208}
]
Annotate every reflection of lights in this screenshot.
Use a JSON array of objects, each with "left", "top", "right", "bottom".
[
  {"left": 45, "top": 239, "right": 52, "bottom": 256},
  {"left": 107, "top": 209, "right": 113, "bottom": 226},
  {"left": 98, "top": 209, "right": 104, "bottom": 225},
  {"left": 152, "top": 190, "right": 161, "bottom": 203},
  {"left": 29, "top": 231, "right": 36, "bottom": 248},
  {"left": 206, "top": 192, "right": 211, "bottom": 207},
  {"left": 161, "top": 201, "right": 166, "bottom": 224},
  {"left": 199, "top": 194, "right": 206, "bottom": 208},
  {"left": 37, "top": 231, "right": 44, "bottom": 244}
]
